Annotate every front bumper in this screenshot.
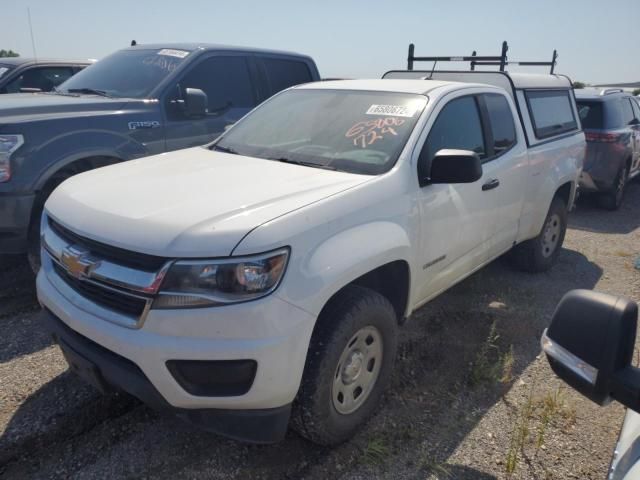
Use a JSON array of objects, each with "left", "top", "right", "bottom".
[
  {"left": 36, "top": 261, "right": 317, "bottom": 442},
  {"left": 42, "top": 308, "right": 292, "bottom": 443},
  {"left": 0, "top": 192, "right": 35, "bottom": 254}
]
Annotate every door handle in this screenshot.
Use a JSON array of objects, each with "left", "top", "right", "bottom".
[{"left": 482, "top": 178, "right": 500, "bottom": 191}]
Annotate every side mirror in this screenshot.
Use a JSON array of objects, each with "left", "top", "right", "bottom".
[
  {"left": 542, "top": 289, "right": 639, "bottom": 409},
  {"left": 428, "top": 149, "right": 483, "bottom": 184},
  {"left": 184, "top": 88, "right": 208, "bottom": 118},
  {"left": 629, "top": 118, "right": 640, "bottom": 126}
]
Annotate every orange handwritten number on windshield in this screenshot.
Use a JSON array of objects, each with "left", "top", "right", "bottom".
[{"left": 345, "top": 117, "right": 405, "bottom": 148}]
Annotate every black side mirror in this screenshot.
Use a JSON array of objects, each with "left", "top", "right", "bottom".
[
  {"left": 184, "top": 88, "right": 208, "bottom": 118},
  {"left": 629, "top": 118, "right": 640, "bottom": 126},
  {"left": 542, "top": 290, "right": 639, "bottom": 409},
  {"left": 427, "top": 149, "right": 483, "bottom": 184}
]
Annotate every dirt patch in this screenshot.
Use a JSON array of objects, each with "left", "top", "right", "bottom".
[{"left": 0, "top": 183, "right": 639, "bottom": 479}]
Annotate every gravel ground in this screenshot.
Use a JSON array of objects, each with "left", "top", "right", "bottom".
[{"left": 1, "top": 182, "right": 639, "bottom": 480}]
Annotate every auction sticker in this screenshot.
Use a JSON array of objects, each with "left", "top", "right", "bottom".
[
  {"left": 366, "top": 104, "right": 416, "bottom": 117},
  {"left": 157, "top": 49, "right": 189, "bottom": 58}
]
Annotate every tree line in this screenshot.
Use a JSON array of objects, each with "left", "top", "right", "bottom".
[{"left": 0, "top": 49, "right": 20, "bottom": 58}]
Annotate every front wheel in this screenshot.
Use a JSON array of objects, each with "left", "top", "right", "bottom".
[
  {"left": 291, "top": 285, "right": 398, "bottom": 445},
  {"left": 510, "top": 196, "right": 567, "bottom": 273},
  {"left": 27, "top": 172, "right": 73, "bottom": 274}
]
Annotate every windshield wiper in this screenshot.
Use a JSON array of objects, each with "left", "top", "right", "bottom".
[
  {"left": 211, "top": 144, "right": 239, "bottom": 155},
  {"left": 272, "top": 157, "right": 337, "bottom": 171},
  {"left": 46, "top": 87, "right": 78, "bottom": 97},
  {"left": 66, "top": 88, "right": 111, "bottom": 98}
]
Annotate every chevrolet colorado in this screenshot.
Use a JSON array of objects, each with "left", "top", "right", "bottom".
[{"left": 38, "top": 72, "right": 584, "bottom": 444}]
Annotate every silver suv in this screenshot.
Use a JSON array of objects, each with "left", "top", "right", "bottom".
[{"left": 575, "top": 89, "right": 640, "bottom": 210}]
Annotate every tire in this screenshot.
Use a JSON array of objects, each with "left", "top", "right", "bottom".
[
  {"left": 598, "top": 165, "right": 628, "bottom": 211},
  {"left": 510, "top": 196, "right": 567, "bottom": 273},
  {"left": 27, "top": 172, "right": 71, "bottom": 273},
  {"left": 291, "top": 285, "right": 398, "bottom": 445}
]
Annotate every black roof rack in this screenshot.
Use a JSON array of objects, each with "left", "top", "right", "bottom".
[{"left": 407, "top": 41, "right": 558, "bottom": 74}]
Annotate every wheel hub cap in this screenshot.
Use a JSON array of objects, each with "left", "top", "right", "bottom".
[
  {"left": 342, "top": 351, "right": 365, "bottom": 384},
  {"left": 332, "top": 326, "right": 383, "bottom": 415},
  {"left": 541, "top": 213, "right": 561, "bottom": 258}
]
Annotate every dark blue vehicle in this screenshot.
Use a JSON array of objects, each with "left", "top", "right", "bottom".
[{"left": 0, "top": 43, "right": 320, "bottom": 264}]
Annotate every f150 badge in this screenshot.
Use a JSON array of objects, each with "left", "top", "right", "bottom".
[{"left": 128, "top": 121, "right": 161, "bottom": 130}]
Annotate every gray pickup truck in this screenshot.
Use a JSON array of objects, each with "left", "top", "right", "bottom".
[
  {"left": 0, "top": 43, "right": 320, "bottom": 264},
  {"left": 0, "top": 57, "right": 92, "bottom": 94}
]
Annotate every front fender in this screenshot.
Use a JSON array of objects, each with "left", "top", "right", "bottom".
[
  {"left": 279, "top": 221, "right": 412, "bottom": 317},
  {"left": 31, "top": 129, "right": 149, "bottom": 190}
]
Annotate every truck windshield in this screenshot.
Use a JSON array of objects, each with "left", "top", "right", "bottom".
[
  {"left": 212, "top": 89, "right": 427, "bottom": 175},
  {"left": 57, "top": 48, "right": 191, "bottom": 98}
]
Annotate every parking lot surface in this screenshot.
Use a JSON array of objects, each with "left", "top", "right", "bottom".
[{"left": 1, "top": 183, "right": 639, "bottom": 480}]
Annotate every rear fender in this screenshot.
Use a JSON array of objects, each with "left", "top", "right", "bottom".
[{"left": 519, "top": 156, "right": 579, "bottom": 242}]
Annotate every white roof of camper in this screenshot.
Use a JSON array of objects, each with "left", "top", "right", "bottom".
[
  {"left": 383, "top": 70, "right": 572, "bottom": 90},
  {"left": 507, "top": 73, "right": 572, "bottom": 89}
]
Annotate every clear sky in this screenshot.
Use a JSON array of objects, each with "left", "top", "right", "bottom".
[{"left": 2, "top": 0, "right": 639, "bottom": 85}]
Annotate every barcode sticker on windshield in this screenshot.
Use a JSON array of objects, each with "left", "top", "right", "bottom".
[
  {"left": 366, "top": 104, "right": 416, "bottom": 117},
  {"left": 157, "top": 49, "right": 189, "bottom": 58}
]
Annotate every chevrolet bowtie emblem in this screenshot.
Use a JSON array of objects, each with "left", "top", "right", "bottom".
[{"left": 60, "top": 245, "right": 99, "bottom": 279}]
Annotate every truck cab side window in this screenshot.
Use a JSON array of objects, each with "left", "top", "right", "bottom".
[
  {"left": 261, "top": 58, "right": 312, "bottom": 96},
  {"left": 483, "top": 93, "right": 517, "bottom": 157},
  {"left": 418, "top": 96, "right": 485, "bottom": 180},
  {"left": 177, "top": 56, "right": 255, "bottom": 113}
]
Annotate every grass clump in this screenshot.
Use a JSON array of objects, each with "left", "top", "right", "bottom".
[
  {"left": 505, "top": 384, "right": 576, "bottom": 476},
  {"left": 470, "top": 320, "right": 515, "bottom": 387},
  {"left": 363, "top": 435, "right": 391, "bottom": 466}
]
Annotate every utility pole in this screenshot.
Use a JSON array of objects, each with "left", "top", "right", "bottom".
[{"left": 27, "top": 7, "right": 38, "bottom": 62}]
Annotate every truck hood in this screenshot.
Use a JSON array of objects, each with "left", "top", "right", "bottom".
[
  {"left": 46, "top": 147, "right": 371, "bottom": 258},
  {"left": 0, "top": 93, "right": 128, "bottom": 124}
]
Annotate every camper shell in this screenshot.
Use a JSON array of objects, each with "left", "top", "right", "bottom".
[{"left": 383, "top": 41, "right": 582, "bottom": 149}]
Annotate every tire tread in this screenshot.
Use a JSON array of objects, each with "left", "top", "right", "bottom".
[
  {"left": 291, "top": 285, "right": 397, "bottom": 445},
  {"left": 510, "top": 195, "right": 567, "bottom": 273}
]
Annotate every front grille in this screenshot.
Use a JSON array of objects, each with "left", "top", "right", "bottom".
[
  {"left": 48, "top": 218, "right": 168, "bottom": 272},
  {"left": 53, "top": 261, "right": 149, "bottom": 318}
]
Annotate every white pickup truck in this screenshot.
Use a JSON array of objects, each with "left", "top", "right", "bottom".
[{"left": 37, "top": 70, "right": 585, "bottom": 444}]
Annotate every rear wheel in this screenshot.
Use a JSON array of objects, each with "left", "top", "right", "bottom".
[
  {"left": 291, "top": 285, "right": 398, "bottom": 445},
  {"left": 598, "top": 165, "right": 628, "bottom": 211},
  {"left": 510, "top": 196, "right": 567, "bottom": 273}
]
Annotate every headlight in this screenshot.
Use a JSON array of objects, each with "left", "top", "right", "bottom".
[
  {"left": 0, "top": 134, "right": 24, "bottom": 182},
  {"left": 153, "top": 248, "right": 289, "bottom": 309}
]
